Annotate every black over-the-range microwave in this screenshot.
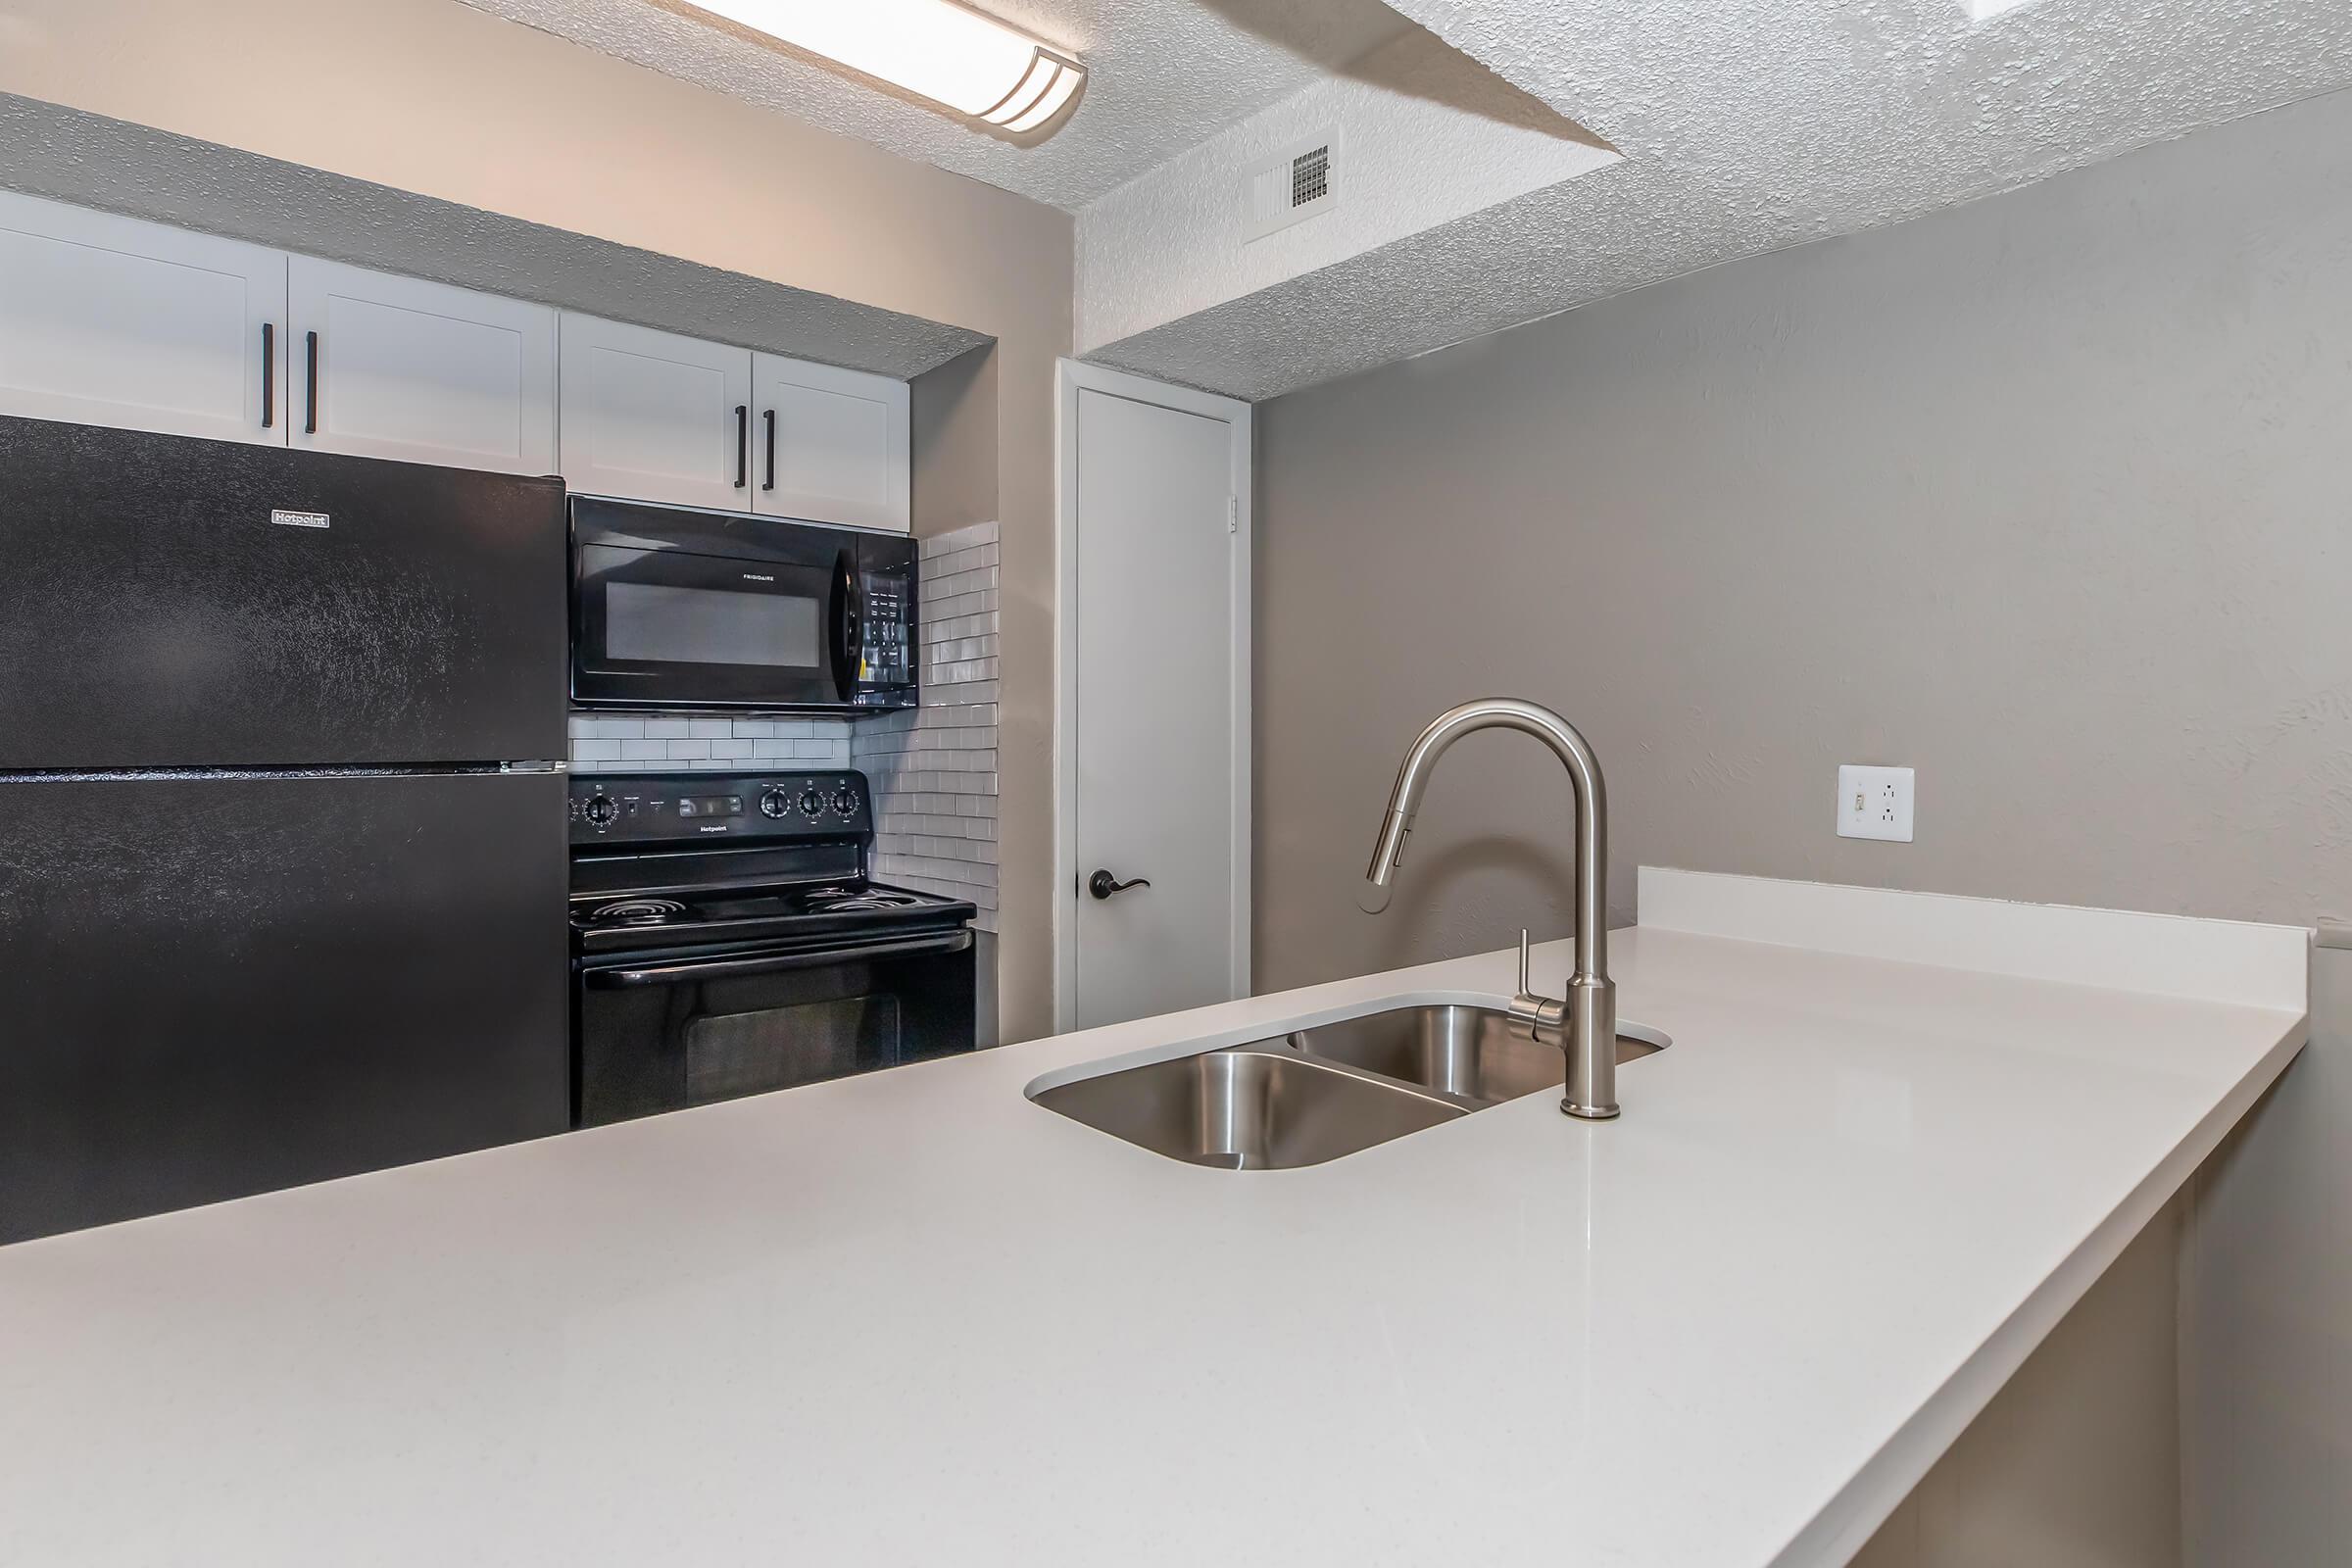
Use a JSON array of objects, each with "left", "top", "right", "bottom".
[{"left": 569, "top": 496, "right": 918, "bottom": 714}]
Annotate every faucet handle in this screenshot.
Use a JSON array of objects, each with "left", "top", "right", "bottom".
[{"left": 1510, "top": 929, "right": 1565, "bottom": 1043}]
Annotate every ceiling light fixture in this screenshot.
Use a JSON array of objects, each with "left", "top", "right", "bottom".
[{"left": 686, "top": 0, "right": 1087, "bottom": 132}]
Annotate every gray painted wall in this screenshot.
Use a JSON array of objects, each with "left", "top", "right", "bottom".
[
  {"left": 1257, "top": 83, "right": 2352, "bottom": 987},
  {"left": 2181, "top": 946, "right": 2351, "bottom": 1563},
  {"left": 1255, "top": 84, "right": 2352, "bottom": 1564}
]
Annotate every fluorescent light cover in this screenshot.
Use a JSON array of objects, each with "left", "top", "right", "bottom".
[{"left": 690, "top": 0, "right": 1086, "bottom": 128}]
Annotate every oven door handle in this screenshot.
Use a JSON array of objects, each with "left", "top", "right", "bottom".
[
  {"left": 828, "top": 548, "right": 862, "bottom": 704},
  {"left": 589, "top": 930, "right": 972, "bottom": 988}
]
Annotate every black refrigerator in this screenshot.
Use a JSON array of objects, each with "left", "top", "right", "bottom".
[{"left": 0, "top": 416, "right": 569, "bottom": 1245}]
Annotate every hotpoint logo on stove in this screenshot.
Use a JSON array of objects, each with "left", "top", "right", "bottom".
[
  {"left": 699, "top": 824, "right": 731, "bottom": 834},
  {"left": 270, "top": 509, "right": 331, "bottom": 530}
]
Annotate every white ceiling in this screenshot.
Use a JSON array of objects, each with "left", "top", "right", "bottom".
[
  {"left": 461, "top": 0, "right": 2352, "bottom": 401},
  {"left": 458, "top": 0, "right": 1417, "bottom": 211}
]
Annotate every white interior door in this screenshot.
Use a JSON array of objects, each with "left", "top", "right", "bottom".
[
  {"left": 559, "top": 314, "right": 754, "bottom": 510},
  {"left": 289, "top": 257, "right": 556, "bottom": 473},
  {"left": 1057, "top": 362, "right": 1250, "bottom": 1032},
  {"left": 0, "top": 190, "right": 285, "bottom": 446},
  {"left": 753, "top": 353, "right": 910, "bottom": 531}
]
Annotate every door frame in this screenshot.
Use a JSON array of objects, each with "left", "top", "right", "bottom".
[{"left": 1053, "top": 358, "right": 1253, "bottom": 1034}]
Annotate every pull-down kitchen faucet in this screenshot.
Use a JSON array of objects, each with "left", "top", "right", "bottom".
[{"left": 1361, "top": 699, "right": 1620, "bottom": 1120}]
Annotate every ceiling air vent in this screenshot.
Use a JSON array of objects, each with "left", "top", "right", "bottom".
[{"left": 1246, "top": 134, "right": 1339, "bottom": 243}]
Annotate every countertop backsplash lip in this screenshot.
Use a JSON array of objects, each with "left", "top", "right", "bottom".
[{"left": 1638, "top": 865, "right": 2310, "bottom": 1013}]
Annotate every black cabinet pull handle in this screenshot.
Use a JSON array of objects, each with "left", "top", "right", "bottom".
[
  {"left": 735, "top": 404, "right": 749, "bottom": 488},
  {"left": 261, "top": 323, "right": 275, "bottom": 429},
  {"left": 304, "top": 330, "right": 319, "bottom": 435},
  {"left": 762, "top": 408, "right": 777, "bottom": 491},
  {"left": 1089, "top": 870, "right": 1152, "bottom": 900}
]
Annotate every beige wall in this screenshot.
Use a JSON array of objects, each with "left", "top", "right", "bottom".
[
  {"left": 0, "top": 0, "right": 1071, "bottom": 1040},
  {"left": 1255, "top": 83, "right": 2352, "bottom": 1564}
]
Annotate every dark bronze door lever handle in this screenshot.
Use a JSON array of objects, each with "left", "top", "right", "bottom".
[{"left": 1088, "top": 869, "right": 1151, "bottom": 900}]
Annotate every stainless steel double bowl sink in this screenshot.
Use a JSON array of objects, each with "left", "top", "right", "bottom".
[{"left": 1029, "top": 1004, "right": 1669, "bottom": 1170}]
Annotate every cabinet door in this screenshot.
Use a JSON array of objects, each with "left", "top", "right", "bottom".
[
  {"left": 559, "top": 314, "right": 755, "bottom": 511},
  {"left": 289, "top": 257, "right": 556, "bottom": 474},
  {"left": 0, "top": 189, "right": 286, "bottom": 446},
  {"left": 753, "top": 353, "right": 910, "bottom": 531}
]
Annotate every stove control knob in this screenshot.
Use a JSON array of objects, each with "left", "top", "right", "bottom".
[
  {"left": 799, "top": 788, "right": 824, "bottom": 817},
  {"left": 830, "top": 786, "right": 858, "bottom": 817},
  {"left": 759, "top": 787, "right": 791, "bottom": 819},
  {"left": 584, "top": 794, "right": 617, "bottom": 828}
]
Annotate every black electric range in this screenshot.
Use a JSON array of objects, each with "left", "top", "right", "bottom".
[{"left": 569, "top": 771, "right": 977, "bottom": 1126}]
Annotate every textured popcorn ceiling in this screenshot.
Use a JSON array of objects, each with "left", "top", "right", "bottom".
[
  {"left": 457, "top": 0, "right": 1416, "bottom": 211},
  {"left": 460, "top": 0, "right": 2352, "bottom": 403},
  {"left": 1074, "top": 25, "right": 1619, "bottom": 354},
  {"left": 1084, "top": 0, "right": 2352, "bottom": 398}
]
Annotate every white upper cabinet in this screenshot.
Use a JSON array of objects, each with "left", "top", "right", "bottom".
[
  {"left": 559, "top": 315, "right": 755, "bottom": 512},
  {"left": 289, "top": 258, "right": 557, "bottom": 475},
  {"left": 0, "top": 190, "right": 286, "bottom": 447},
  {"left": 0, "top": 194, "right": 915, "bottom": 516},
  {"left": 754, "top": 353, "right": 911, "bottom": 532}
]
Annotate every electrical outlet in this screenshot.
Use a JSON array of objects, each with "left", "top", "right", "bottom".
[{"left": 1837, "top": 764, "right": 1915, "bottom": 843}]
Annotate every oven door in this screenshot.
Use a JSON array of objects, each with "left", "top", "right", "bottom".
[
  {"left": 572, "top": 537, "right": 860, "bottom": 710},
  {"left": 574, "top": 930, "right": 976, "bottom": 1126}
]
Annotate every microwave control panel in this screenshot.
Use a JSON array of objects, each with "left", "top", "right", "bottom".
[{"left": 861, "top": 572, "right": 914, "bottom": 688}]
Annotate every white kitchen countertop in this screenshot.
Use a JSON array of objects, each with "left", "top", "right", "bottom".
[{"left": 0, "top": 869, "right": 2308, "bottom": 1567}]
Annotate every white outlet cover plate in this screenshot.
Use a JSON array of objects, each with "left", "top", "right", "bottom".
[{"left": 1838, "top": 764, "right": 1916, "bottom": 843}]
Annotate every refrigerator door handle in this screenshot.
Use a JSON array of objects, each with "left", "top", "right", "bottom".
[{"left": 305, "top": 330, "right": 320, "bottom": 435}]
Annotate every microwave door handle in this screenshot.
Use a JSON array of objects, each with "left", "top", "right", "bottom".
[
  {"left": 590, "top": 931, "right": 971, "bottom": 988},
  {"left": 829, "top": 550, "right": 863, "bottom": 703}
]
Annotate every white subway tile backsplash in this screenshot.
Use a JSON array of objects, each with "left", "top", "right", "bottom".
[
  {"left": 854, "top": 521, "right": 1001, "bottom": 934},
  {"left": 574, "top": 715, "right": 852, "bottom": 771}
]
